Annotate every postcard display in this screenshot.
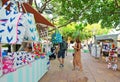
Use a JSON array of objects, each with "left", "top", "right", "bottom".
[{"left": 0, "top": 1, "right": 50, "bottom": 82}]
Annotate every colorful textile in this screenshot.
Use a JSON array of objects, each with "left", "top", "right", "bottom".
[
  {"left": 17, "top": 3, "right": 39, "bottom": 42},
  {"left": 51, "top": 30, "right": 62, "bottom": 44},
  {"left": 0, "top": 1, "right": 39, "bottom": 44},
  {"left": 7, "top": 51, "right": 35, "bottom": 69},
  {"left": 16, "top": 14, "right": 26, "bottom": 44},
  {"left": 2, "top": 57, "right": 16, "bottom": 74},
  {"left": 22, "top": 13, "right": 39, "bottom": 42},
  {"left": 0, "top": 1, "right": 22, "bottom": 44},
  {"left": 33, "top": 43, "right": 42, "bottom": 56}
]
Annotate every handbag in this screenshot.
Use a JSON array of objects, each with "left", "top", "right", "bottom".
[
  {"left": 0, "top": 1, "right": 22, "bottom": 44},
  {"left": 18, "top": 3, "right": 39, "bottom": 42},
  {"left": 52, "top": 29, "right": 62, "bottom": 44},
  {"left": 73, "top": 53, "right": 74, "bottom": 56},
  {"left": 22, "top": 13, "right": 39, "bottom": 42},
  {"left": 13, "top": 2, "right": 38, "bottom": 44},
  {"left": 9, "top": 1, "right": 26, "bottom": 44}
]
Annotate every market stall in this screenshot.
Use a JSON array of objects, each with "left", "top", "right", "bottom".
[
  {"left": 0, "top": 55, "right": 49, "bottom": 82},
  {"left": 0, "top": 0, "right": 54, "bottom": 82},
  {"left": 91, "top": 34, "right": 119, "bottom": 70},
  {"left": 91, "top": 34, "right": 119, "bottom": 58}
]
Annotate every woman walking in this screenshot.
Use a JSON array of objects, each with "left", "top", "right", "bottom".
[{"left": 72, "top": 38, "right": 82, "bottom": 71}]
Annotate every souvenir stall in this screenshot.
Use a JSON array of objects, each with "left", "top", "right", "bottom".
[
  {"left": 0, "top": 0, "right": 54, "bottom": 82},
  {"left": 91, "top": 34, "right": 119, "bottom": 58},
  {"left": 92, "top": 34, "right": 119, "bottom": 70}
]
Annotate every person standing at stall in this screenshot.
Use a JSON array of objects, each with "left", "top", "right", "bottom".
[{"left": 72, "top": 38, "right": 82, "bottom": 71}]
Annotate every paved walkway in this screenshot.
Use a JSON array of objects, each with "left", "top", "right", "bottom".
[{"left": 39, "top": 49, "right": 120, "bottom": 82}]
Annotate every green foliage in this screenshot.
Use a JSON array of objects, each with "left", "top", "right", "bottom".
[
  {"left": 35, "top": 0, "right": 116, "bottom": 41},
  {"left": 72, "top": 23, "right": 84, "bottom": 40},
  {"left": 50, "top": 0, "right": 120, "bottom": 28},
  {"left": 59, "top": 22, "right": 111, "bottom": 41},
  {"left": 59, "top": 22, "right": 76, "bottom": 40}
]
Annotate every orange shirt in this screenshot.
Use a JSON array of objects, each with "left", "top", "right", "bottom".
[{"left": 112, "top": 43, "right": 115, "bottom": 49}]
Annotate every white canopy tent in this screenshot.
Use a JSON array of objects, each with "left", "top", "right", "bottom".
[
  {"left": 91, "top": 34, "right": 120, "bottom": 58},
  {"left": 95, "top": 34, "right": 119, "bottom": 46}
]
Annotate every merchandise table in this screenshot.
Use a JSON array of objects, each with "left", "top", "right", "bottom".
[{"left": 0, "top": 56, "right": 49, "bottom": 82}]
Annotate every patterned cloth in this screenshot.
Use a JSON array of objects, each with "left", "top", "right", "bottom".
[
  {"left": 2, "top": 57, "right": 16, "bottom": 74},
  {"left": 22, "top": 13, "right": 39, "bottom": 42},
  {"left": 0, "top": 1, "right": 22, "bottom": 44},
  {"left": 0, "top": 1, "right": 39, "bottom": 44},
  {"left": 7, "top": 51, "right": 35, "bottom": 69}
]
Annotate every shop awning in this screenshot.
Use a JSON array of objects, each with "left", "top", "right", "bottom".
[
  {"left": 2, "top": 0, "right": 55, "bottom": 27},
  {"left": 95, "top": 34, "right": 119, "bottom": 41}
]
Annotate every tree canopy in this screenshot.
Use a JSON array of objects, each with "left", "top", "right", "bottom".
[
  {"left": 58, "top": 22, "right": 110, "bottom": 40},
  {"left": 49, "top": 0, "right": 120, "bottom": 28},
  {"left": 29, "top": 0, "right": 120, "bottom": 28},
  {"left": 26, "top": 0, "right": 118, "bottom": 40}
]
